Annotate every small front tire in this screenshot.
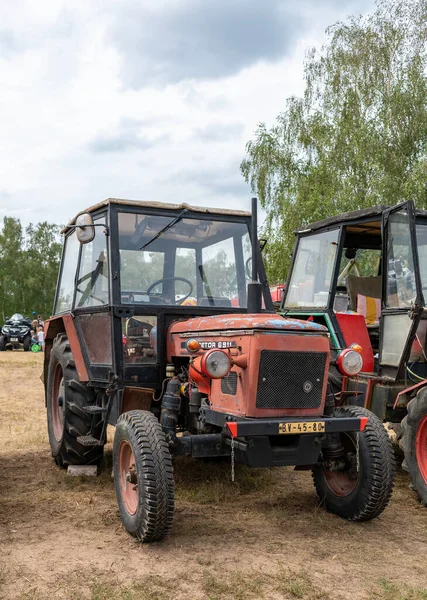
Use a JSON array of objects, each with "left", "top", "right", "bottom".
[
  {"left": 113, "top": 410, "right": 175, "bottom": 542},
  {"left": 0, "top": 335, "right": 5, "bottom": 351},
  {"left": 312, "top": 406, "right": 395, "bottom": 521}
]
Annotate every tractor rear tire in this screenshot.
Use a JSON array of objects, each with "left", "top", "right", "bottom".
[
  {"left": 113, "top": 410, "right": 175, "bottom": 543},
  {"left": 0, "top": 335, "right": 5, "bottom": 351},
  {"left": 23, "top": 337, "right": 31, "bottom": 351},
  {"left": 312, "top": 406, "right": 395, "bottom": 521},
  {"left": 400, "top": 388, "right": 427, "bottom": 505},
  {"left": 46, "top": 333, "right": 104, "bottom": 467}
]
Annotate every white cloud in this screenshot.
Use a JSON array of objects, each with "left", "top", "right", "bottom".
[{"left": 0, "top": 0, "right": 374, "bottom": 228}]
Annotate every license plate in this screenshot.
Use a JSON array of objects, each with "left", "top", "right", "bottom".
[
  {"left": 11, "top": 337, "right": 18, "bottom": 342},
  {"left": 279, "top": 421, "right": 325, "bottom": 434}
]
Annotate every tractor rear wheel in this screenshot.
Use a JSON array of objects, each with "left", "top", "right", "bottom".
[
  {"left": 46, "top": 333, "right": 104, "bottom": 467},
  {"left": 312, "top": 406, "right": 395, "bottom": 521},
  {"left": 113, "top": 410, "right": 175, "bottom": 542},
  {"left": 400, "top": 387, "right": 427, "bottom": 505}
]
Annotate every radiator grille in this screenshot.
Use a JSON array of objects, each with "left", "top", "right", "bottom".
[
  {"left": 221, "top": 371, "right": 238, "bottom": 395},
  {"left": 256, "top": 350, "right": 326, "bottom": 409}
]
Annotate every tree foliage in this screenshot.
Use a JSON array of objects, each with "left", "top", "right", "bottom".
[
  {"left": 241, "top": 0, "right": 427, "bottom": 283},
  {"left": 0, "top": 218, "right": 62, "bottom": 321}
]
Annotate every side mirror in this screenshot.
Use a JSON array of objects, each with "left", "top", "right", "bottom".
[
  {"left": 259, "top": 239, "right": 267, "bottom": 252},
  {"left": 75, "top": 213, "right": 95, "bottom": 244}
]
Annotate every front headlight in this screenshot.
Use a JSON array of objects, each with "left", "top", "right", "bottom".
[
  {"left": 2, "top": 326, "right": 9, "bottom": 333},
  {"left": 201, "top": 349, "right": 232, "bottom": 379},
  {"left": 337, "top": 349, "right": 363, "bottom": 376}
]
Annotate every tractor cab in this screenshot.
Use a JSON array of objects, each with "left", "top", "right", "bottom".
[
  {"left": 50, "top": 199, "right": 272, "bottom": 396},
  {"left": 283, "top": 201, "right": 427, "bottom": 384},
  {"left": 44, "top": 198, "right": 395, "bottom": 543}
]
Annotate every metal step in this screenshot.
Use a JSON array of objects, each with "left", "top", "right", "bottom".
[
  {"left": 82, "top": 405, "right": 107, "bottom": 414},
  {"left": 77, "top": 435, "right": 100, "bottom": 446}
]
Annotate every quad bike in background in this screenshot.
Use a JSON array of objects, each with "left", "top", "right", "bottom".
[
  {"left": 0, "top": 313, "right": 32, "bottom": 351},
  {"left": 43, "top": 197, "right": 395, "bottom": 543},
  {"left": 282, "top": 200, "right": 427, "bottom": 506}
]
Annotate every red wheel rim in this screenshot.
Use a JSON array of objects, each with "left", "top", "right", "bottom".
[
  {"left": 416, "top": 416, "right": 427, "bottom": 483},
  {"left": 118, "top": 441, "right": 138, "bottom": 515},
  {"left": 324, "top": 433, "right": 359, "bottom": 497},
  {"left": 51, "top": 362, "right": 65, "bottom": 441}
]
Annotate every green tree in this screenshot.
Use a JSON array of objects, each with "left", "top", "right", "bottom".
[
  {"left": 25, "top": 222, "right": 62, "bottom": 317},
  {"left": 0, "top": 218, "right": 61, "bottom": 321},
  {"left": 241, "top": 0, "right": 427, "bottom": 283},
  {"left": 0, "top": 217, "right": 24, "bottom": 321}
]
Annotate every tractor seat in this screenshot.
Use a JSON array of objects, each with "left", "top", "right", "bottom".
[{"left": 347, "top": 275, "right": 382, "bottom": 322}]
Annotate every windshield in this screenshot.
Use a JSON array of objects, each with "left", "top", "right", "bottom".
[
  {"left": 9, "top": 313, "right": 25, "bottom": 321},
  {"left": 118, "top": 212, "right": 251, "bottom": 307},
  {"left": 285, "top": 229, "right": 340, "bottom": 309}
]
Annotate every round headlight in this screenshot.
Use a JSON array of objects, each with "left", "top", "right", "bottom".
[
  {"left": 201, "top": 349, "right": 232, "bottom": 379},
  {"left": 337, "top": 349, "right": 363, "bottom": 376}
]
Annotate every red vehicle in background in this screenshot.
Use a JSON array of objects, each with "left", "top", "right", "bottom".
[{"left": 270, "top": 284, "right": 286, "bottom": 305}]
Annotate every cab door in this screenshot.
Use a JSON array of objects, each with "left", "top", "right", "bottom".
[{"left": 379, "top": 201, "right": 424, "bottom": 380}]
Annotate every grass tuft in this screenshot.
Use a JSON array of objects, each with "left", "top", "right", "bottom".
[{"left": 371, "top": 578, "right": 427, "bottom": 600}]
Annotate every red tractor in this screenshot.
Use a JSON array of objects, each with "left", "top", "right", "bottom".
[
  {"left": 44, "top": 198, "right": 395, "bottom": 542},
  {"left": 282, "top": 201, "right": 427, "bottom": 506}
]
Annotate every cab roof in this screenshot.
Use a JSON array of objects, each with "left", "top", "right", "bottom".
[
  {"left": 296, "top": 204, "right": 427, "bottom": 235},
  {"left": 62, "top": 198, "right": 251, "bottom": 233},
  {"left": 295, "top": 205, "right": 389, "bottom": 234}
]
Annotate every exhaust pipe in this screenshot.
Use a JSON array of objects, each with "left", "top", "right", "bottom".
[{"left": 247, "top": 197, "right": 263, "bottom": 314}]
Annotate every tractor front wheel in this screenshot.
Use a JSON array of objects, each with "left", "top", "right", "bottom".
[
  {"left": 113, "top": 410, "right": 175, "bottom": 542},
  {"left": 400, "top": 387, "right": 427, "bottom": 505},
  {"left": 46, "top": 333, "right": 104, "bottom": 467},
  {"left": 312, "top": 406, "right": 395, "bottom": 521}
]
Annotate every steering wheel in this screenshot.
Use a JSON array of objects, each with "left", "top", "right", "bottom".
[{"left": 146, "top": 277, "right": 193, "bottom": 304}]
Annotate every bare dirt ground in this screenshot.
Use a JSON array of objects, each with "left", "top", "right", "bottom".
[{"left": 1, "top": 352, "right": 427, "bottom": 600}]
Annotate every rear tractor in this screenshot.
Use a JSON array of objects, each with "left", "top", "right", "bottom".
[
  {"left": 44, "top": 197, "right": 395, "bottom": 542},
  {"left": 282, "top": 200, "right": 427, "bottom": 506}
]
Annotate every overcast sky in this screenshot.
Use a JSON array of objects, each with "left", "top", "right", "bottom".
[{"left": 0, "top": 0, "right": 374, "bottom": 228}]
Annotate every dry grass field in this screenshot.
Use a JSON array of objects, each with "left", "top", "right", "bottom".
[{"left": 1, "top": 352, "right": 427, "bottom": 600}]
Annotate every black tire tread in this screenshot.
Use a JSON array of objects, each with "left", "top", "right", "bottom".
[
  {"left": 312, "top": 406, "right": 395, "bottom": 521},
  {"left": 400, "top": 388, "right": 427, "bottom": 505},
  {"left": 114, "top": 410, "right": 174, "bottom": 543},
  {"left": 47, "top": 333, "right": 104, "bottom": 467}
]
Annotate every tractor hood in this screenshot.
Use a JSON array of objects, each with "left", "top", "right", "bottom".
[{"left": 169, "top": 313, "right": 327, "bottom": 335}]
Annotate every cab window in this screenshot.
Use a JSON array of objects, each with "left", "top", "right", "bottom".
[
  {"left": 285, "top": 230, "right": 339, "bottom": 308},
  {"left": 118, "top": 212, "right": 251, "bottom": 308},
  {"left": 75, "top": 218, "right": 109, "bottom": 308},
  {"left": 55, "top": 232, "right": 80, "bottom": 314}
]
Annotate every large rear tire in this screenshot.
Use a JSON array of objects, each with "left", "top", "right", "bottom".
[
  {"left": 113, "top": 410, "right": 175, "bottom": 542},
  {"left": 400, "top": 388, "right": 427, "bottom": 505},
  {"left": 312, "top": 406, "right": 395, "bottom": 521},
  {"left": 46, "top": 333, "right": 104, "bottom": 467}
]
